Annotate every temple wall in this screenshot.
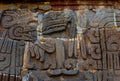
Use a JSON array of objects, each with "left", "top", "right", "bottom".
[{"left": 0, "top": 1, "right": 120, "bottom": 81}]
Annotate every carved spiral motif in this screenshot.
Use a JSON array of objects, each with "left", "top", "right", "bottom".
[
  {"left": 1, "top": 15, "right": 15, "bottom": 28},
  {"left": 64, "top": 59, "right": 76, "bottom": 70},
  {"left": 9, "top": 25, "right": 24, "bottom": 40},
  {"left": 14, "top": 26, "right": 23, "bottom": 37}
]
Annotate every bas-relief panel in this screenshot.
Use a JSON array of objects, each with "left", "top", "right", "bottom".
[
  {"left": 0, "top": 9, "right": 37, "bottom": 81},
  {"left": 0, "top": 6, "right": 120, "bottom": 81}
]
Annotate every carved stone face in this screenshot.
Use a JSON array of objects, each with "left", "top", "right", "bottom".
[
  {"left": 0, "top": 10, "right": 37, "bottom": 42},
  {"left": 42, "top": 10, "right": 76, "bottom": 38}
]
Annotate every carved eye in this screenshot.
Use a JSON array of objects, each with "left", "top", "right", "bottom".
[{"left": 50, "top": 12, "right": 56, "bottom": 19}]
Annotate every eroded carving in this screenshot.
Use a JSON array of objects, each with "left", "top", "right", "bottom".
[
  {"left": 0, "top": 9, "right": 37, "bottom": 81},
  {"left": 0, "top": 7, "right": 120, "bottom": 81},
  {"left": 22, "top": 10, "right": 80, "bottom": 81}
]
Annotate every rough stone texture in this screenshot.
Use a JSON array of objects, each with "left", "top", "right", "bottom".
[{"left": 0, "top": 2, "right": 120, "bottom": 81}]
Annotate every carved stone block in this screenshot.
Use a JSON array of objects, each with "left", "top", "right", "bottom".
[{"left": 0, "top": 5, "right": 120, "bottom": 81}]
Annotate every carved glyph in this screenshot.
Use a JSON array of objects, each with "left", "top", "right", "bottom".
[
  {"left": 0, "top": 6, "right": 120, "bottom": 81},
  {"left": 0, "top": 9, "right": 38, "bottom": 81}
]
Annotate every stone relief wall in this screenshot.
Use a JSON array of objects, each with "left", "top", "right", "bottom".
[{"left": 0, "top": 5, "right": 120, "bottom": 81}]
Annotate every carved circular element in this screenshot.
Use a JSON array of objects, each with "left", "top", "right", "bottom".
[{"left": 1, "top": 14, "right": 14, "bottom": 28}]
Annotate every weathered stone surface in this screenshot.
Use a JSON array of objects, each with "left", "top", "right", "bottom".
[
  {"left": 0, "top": 3, "right": 120, "bottom": 81},
  {"left": 0, "top": 9, "right": 38, "bottom": 81}
]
